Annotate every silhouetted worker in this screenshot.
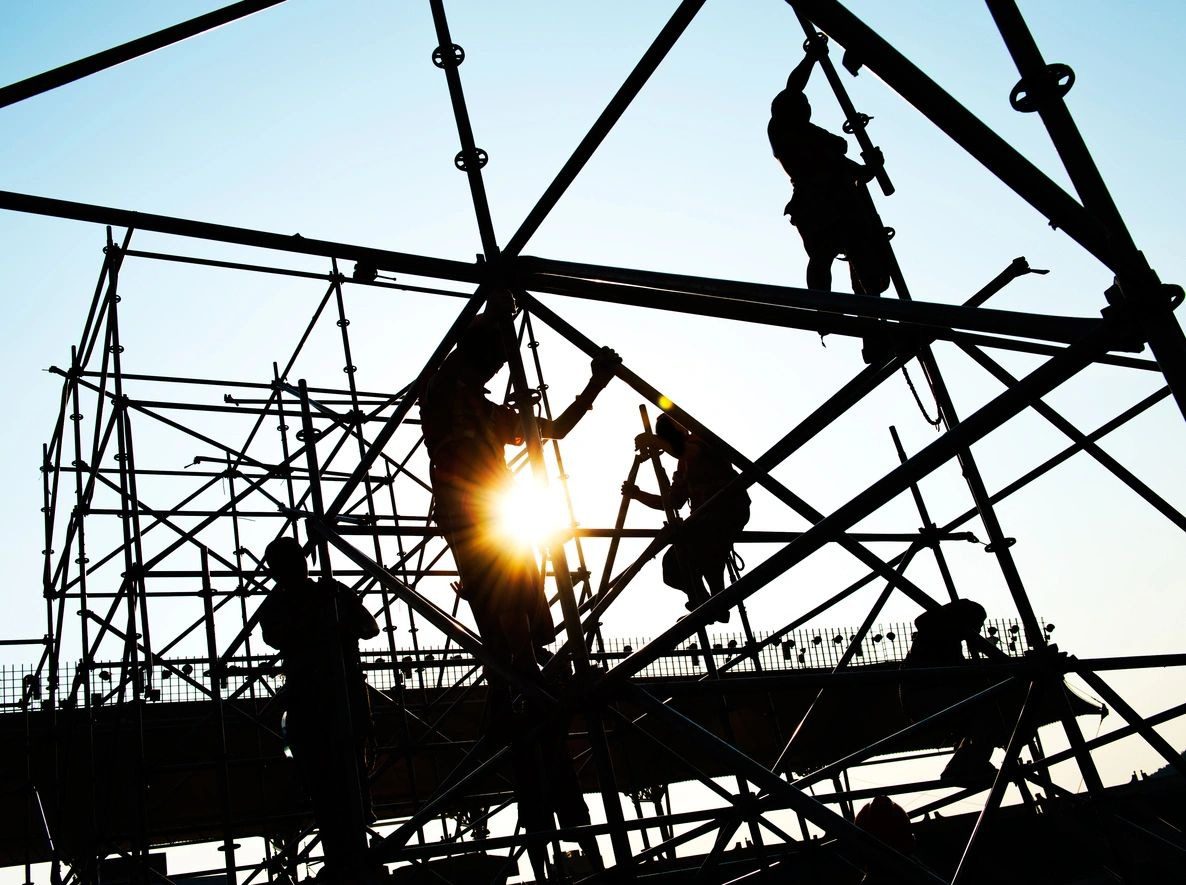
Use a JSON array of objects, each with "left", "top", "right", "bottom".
[
  {"left": 855, "top": 794, "right": 915, "bottom": 883},
  {"left": 623, "top": 414, "right": 750, "bottom": 622},
  {"left": 900, "top": 598, "right": 999, "bottom": 787},
  {"left": 769, "top": 38, "right": 891, "bottom": 298},
  {"left": 258, "top": 536, "right": 381, "bottom": 884},
  {"left": 419, "top": 294, "right": 619, "bottom": 875}
]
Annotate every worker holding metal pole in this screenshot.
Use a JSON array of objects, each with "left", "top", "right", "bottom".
[
  {"left": 769, "top": 34, "right": 892, "bottom": 299},
  {"left": 418, "top": 291, "right": 619, "bottom": 874},
  {"left": 623, "top": 412, "right": 750, "bottom": 622}
]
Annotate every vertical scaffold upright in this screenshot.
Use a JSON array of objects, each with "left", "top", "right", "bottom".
[{"left": 3, "top": 1, "right": 1186, "bottom": 883}]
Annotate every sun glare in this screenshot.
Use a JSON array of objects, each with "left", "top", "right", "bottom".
[{"left": 495, "top": 473, "right": 568, "bottom": 548}]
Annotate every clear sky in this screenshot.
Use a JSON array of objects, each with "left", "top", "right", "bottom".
[{"left": 2, "top": 0, "right": 1185, "bottom": 876}]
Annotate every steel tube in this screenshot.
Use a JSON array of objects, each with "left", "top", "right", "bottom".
[
  {"left": 0, "top": 189, "right": 481, "bottom": 283},
  {"left": 520, "top": 258, "right": 1107, "bottom": 347},
  {"left": 0, "top": 1, "right": 287, "bottom": 110},
  {"left": 505, "top": 0, "right": 707, "bottom": 257}
]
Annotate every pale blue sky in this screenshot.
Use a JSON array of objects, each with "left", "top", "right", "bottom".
[{"left": 1, "top": 0, "right": 1185, "bottom": 828}]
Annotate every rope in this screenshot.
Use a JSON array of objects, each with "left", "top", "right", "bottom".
[
  {"left": 901, "top": 364, "right": 942, "bottom": 429},
  {"left": 726, "top": 548, "right": 746, "bottom": 582}
]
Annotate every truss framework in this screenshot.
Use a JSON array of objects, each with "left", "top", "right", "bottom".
[{"left": 5, "top": 1, "right": 1186, "bottom": 883}]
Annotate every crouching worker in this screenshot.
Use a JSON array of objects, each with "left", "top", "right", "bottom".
[
  {"left": 258, "top": 536, "right": 381, "bottom": 883},
  {"left": 623, "top": 414, "right": 750, "bottom": 623},
  {"left": 419, "top": 292, "right": 620, "bottom": 877},
  {"left": 900, "top": 598, "right": 1003, "bottom": 788}
]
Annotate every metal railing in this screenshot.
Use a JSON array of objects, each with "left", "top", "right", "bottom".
[{"left": 0, "top": 617, "right": 1044, "bottom": 709}]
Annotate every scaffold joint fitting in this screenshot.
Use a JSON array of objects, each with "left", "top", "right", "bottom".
[
  {"left": 432, "top": 43, "right": 465, "bottom": 68},
  {"left": 1009, "top": 63, "right": 1075, "bottom": 113},
  {"left": 454, "top": 147, "right": 489, "bottom": 172}
]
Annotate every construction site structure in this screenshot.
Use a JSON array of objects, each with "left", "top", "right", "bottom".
[{"left": 1, "top": 1, "right": 1185, "bottom": 883}]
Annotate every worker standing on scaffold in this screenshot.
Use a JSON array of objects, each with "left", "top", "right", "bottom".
[
  {"left": 258, "top": 535, "right": 381, "bottom": 884},
  {"left": 622, "top": 414, "right": 750, "bottom": 622},
  {"left": 418, "top": 290, "right": 620, "bottom": 877},
  {"left": 769, "top": 35, "right": 891, "bottom": 299}
]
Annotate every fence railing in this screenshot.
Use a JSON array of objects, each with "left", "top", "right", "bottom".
[{"left": 0, "top": 617, "right": 1046, "bottom": 709}]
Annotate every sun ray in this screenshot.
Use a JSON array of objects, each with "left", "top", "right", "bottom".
[{"left": 493, "top": 470, "right": 568, "bottom": 549}]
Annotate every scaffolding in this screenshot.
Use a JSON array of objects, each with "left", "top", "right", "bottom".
[{"left": 3, "top": 0, "right": 1186, "bottom": 883}]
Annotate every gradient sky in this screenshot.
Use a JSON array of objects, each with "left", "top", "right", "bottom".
[{"left": 2, "top": 2, "right": 1185, "bottom": 866}]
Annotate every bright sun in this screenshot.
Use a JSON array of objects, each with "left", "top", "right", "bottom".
[{"left": 495, "top": 472, "right": 568, "bottom": 548}]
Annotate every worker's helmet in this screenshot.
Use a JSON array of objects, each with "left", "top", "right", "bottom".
[
  {"left": 915, "top": 598, "right": 987, "bottom": 639},
  {"left": 264, "top": 536, "right": 308, "bottom": 585},
  {"left": 771, "top": 88, "right": 811, "bottom": 125},
  {"left": 655, "top": 413, "right": 688, "bottom": 449},
  {"left": 459, "top": 311, "right": 508, "bottom": 380}
]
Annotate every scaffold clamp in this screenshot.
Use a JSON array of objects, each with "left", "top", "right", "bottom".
[
  {"left": 432, "top": 43, "right": 465, "bottom": 68},
  {"left": 454, "top": 147, "right": 489, "bottom": 171},
  {"left": 1009, "top": 63, "right": 1075, "bottom": 113}
]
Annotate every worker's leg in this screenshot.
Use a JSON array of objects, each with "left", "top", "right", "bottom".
[
  {"left": 689, "top": 502, "right": 749, "bottom": 616},
  {"left": 805, "top": 251, "right": 834, "bottom": 291},
  {"left": 800, "top": 222, "right": 843, "bottom": 292},
  {"left": 291, "top": 720, "right": 370, "bottom": 881},
  {"left": 846, "top": 220, "right": 892, "bottom": 297},
  {"left": 663, "top": 543, "right": 707, "bottom": 609}
]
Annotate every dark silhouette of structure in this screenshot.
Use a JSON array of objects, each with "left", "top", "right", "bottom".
[
  {"left": 259, "top": 536, "right": 381, "bottom": 883},
  {"left": 623, "top": 414, "right": 750, "bottom": 619},
  {"left": 4, "top": 1, "right": 1186, "bottom": 883},
  {"left": 769, "top": 37, "right": 891, "bottom": 298}
]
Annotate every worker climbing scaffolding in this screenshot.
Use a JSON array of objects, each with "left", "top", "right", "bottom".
[
  {"left": 769, "top": 34, "right": 892, "bottom": 300},
  {"left": 418, "top": 290, "right": 620, "bottom": 879},
  {"left": 771, "top": 19, "right": 954, "bottom": 434},
  {"left": 623, "top": 412, "right": 751, "bottom": 623}
]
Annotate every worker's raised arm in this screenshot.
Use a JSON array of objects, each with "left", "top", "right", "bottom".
[
  {"left": 537, "top": 347, "right": 621, "bottom": 440},
  {"left": 784, "top": 36, "right": 828, "bottom": 94},
  {"left": 784, "top": 53, "right": 815, "bottom": 95}
]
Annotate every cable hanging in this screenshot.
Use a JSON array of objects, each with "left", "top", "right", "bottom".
[{"left": 901, "top": 363, "right": 942, "bottom": 429}]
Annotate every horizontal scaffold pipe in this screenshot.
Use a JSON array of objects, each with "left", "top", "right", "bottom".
[
  {"left": 65, "top": 367, "right": 411, "bottom": 399},
  {"left": 124, "top": 247, "right": 471, "bottom": 299},
  {"left": 74, "top": 399, "right": 405, "bottom": 421},
  {"left": 333, "top": 525, "right": 976, "bottom": 543},
  {"left": 0, "top": 189, "right": 481, "bottom": 284},
  {"left": 86, "top": 247, "right": 1168, "bottom": 371},
  {"left": 54, "top": 466, "right": 411, "bottom": 485},
  {"left": 50, "top": 570, "right": 462, "bottom": 587},
  {"left": 519, "top": 257, "right": 1118, "bottom": 348}
]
